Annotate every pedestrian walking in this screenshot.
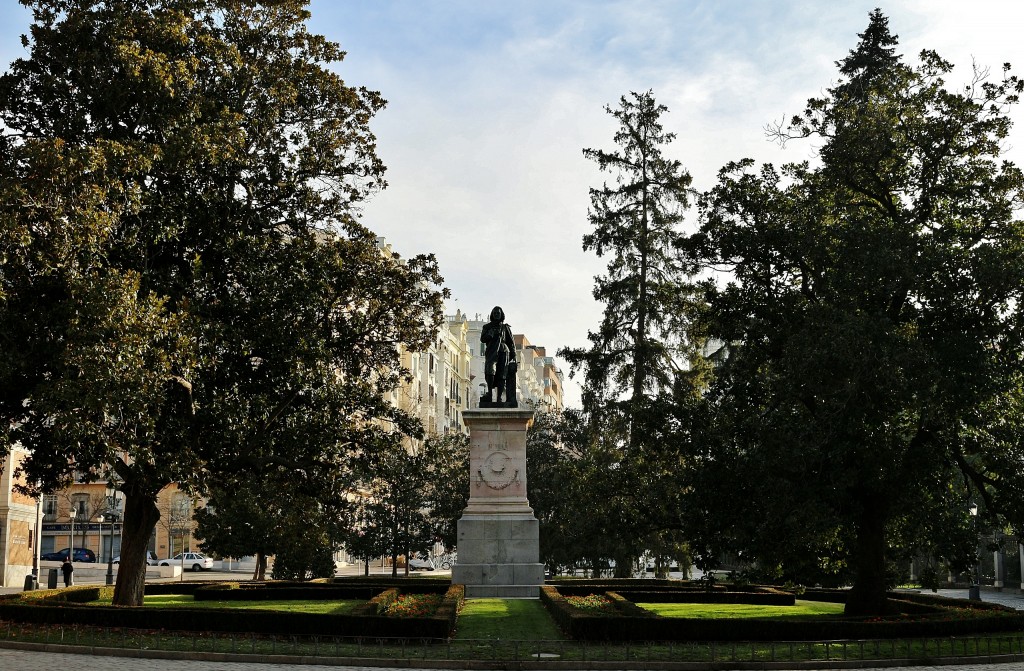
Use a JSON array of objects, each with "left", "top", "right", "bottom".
[{"left": 61, "top": 558, "right": 73, "bottom": 587}]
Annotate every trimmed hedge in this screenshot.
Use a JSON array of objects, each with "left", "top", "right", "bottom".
[
  {"left": 144, "top": 582, "right": 211, "bottom": 596},
  {"left": 0, "top": 583, "right": 465, "bottom": 639},
  {"left": 618, "top": 590, "right": 795, "bottom": 605},
  {"left": 540, "top": 583, "right": 1024, "bottom": 642},
  {"left": 20, "top": 585, "right": 115, "bottom": 603},
  {"left": 192, "top": 582, "right": 407, "bottom": 602},
  {"left": 606, "top": 591, "right": 658, "bottom": 617},
  {"left": 551, "top": 578, "right": 725, "bottom": 594}
]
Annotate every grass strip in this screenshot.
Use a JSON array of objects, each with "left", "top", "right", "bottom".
[
  {"left": 91, "top": 594, "right": 365, "bottom": 614},
  {"left": 641, "top": 600, "right": 845, "bottom": 619},
  {"left": 454, "top": 598, "right": 564, "bottom": 640}
]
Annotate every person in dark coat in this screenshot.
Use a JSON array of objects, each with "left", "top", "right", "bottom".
[{"left": 61, "top": 558, "right": 73, "bottom": 587}]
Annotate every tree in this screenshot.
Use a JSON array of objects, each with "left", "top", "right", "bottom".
[
  {"left": 0, "top": 0, "right": 444, "bottom": 605},
  {"left": 349, "top": 433, "right": 468, "bottom": 576},
  {"left": 557, "top": 91, "right": 704, "bottom": 576},
  {"left": 691, "top": 10, "right": 1024, "bottom": 615},
  {"left": 193, "top": 484, "right": 278, "bottom": 580},
  {"left": 419, "top": 433, "right": 470, "bottom": 551},
  {"left": 560, "top": 90, "right": 696, "bottom": 412}
]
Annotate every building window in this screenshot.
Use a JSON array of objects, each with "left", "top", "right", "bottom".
[
  {"left": 71, "top": 495, "right": 89, "bottom": 518},
  {"left": 42, "top": 495, "right": 58, "bottom": 518}
]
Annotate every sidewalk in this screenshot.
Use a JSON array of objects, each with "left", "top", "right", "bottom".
[{"left": 924, "top": 587, "right": 1024, "bottom": 610}]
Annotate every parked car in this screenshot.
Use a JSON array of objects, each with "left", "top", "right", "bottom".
[
  {"left": 408, "top": 554, "right": 436, "bottom": 571},
  {"left": 40, "top": 548, "right": 96, "bottom": 562},
  {"left": 159, "top": 552, "right": 213, "bottom": 571},
  {"left": 112, "top": 551, "right": 159, "bottom": 566}
]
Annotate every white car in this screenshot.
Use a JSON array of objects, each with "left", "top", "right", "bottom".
[
  {"left": 160, "top": 552, "right": 214, "bottom": 571},
  {"left": 408, "top": 554, "right": 436, "bottom": 571},
  {"left": 112, "top": 551, "right": 159, "bottom": 566}
]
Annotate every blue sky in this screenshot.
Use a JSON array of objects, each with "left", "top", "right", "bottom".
[{"left": 2, "top": 1, "right": 1022, "bottom": 407}]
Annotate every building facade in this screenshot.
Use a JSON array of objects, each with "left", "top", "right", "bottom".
[
  {"left": 0, "top": 445, "right": 37, "bottom": 587},
  {"left": 390, "top": 309, "right": 473, "bottom": 438}
]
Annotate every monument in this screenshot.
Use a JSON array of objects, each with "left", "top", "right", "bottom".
[
  {"left": 452, "top": 306, "right": 544, "bottom": 597},
  {"left": 479, "top": 305, "right": 518, "bottom": 408}
]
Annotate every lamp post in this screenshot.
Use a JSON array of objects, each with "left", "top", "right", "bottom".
[
  {"left": 104, "top": 476, "right": 120, "bottom": 586},
  {"left": 67, "top": 509, "right": 76, "bottom": 561},
  {"left": 101, "top": 513, "right": 114, "bottom": 585},
  {"left": 969, "top": 502, "right": 981, "bottom": 601}
]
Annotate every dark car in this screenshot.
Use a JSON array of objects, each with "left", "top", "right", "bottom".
[{"left": 41, "top": 547, "right": 96, "bottom": 562}]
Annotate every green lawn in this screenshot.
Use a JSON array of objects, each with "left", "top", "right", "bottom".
[
  {"left": 93, "top": 594, "right": 365, "bottom": 615},
  {"left": 641, "top": 600, "right": 846, "bottom": 619},
  {"left": 454, "top": 598, "right": 564, "bottom": 640}
]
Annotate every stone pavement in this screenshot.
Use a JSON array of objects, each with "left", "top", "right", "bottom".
[
  {"left": 921, "top": 588, "right": 1024, "bottom": 610},
  {"left": 0, "top": 648, "right": 422, "bottom": 670},
  {"left": 2, "top": 649, "right": 1024, "bottom": 671}
]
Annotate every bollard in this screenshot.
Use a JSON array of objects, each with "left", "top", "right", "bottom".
[
  {"left": 47, "top": 568, "right": 58, "bottom": 589},
  {"left": 22, "top": 574, "right": 37, "bottom": 591}
]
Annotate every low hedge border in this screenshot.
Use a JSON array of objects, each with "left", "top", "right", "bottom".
[
  {"left": 540, "top": 583, "right": 1024, "bottom": 642},
  {"left": 368, "top": 587, "right": 400, "bottom": 615},
  {"left": 192, "top": 582, "right": 409, "bottom": 602},
  {"left": 551, "top": 578, "right": 726, "bottom": 593},
  {"left": 18, "top": 585, "right": 115, "bottom": 603},
  {"left": 606, "top": 591, "right": 657, "bottom": 617},
  {"left": 618, "top": 590, "right": 795, "bottom": 605},
  {"left": 0, "top": 583, "right": 463, "bottom": 639}
]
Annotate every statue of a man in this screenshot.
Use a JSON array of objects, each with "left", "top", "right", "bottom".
[{"left": 481, "top": 305, "right": 517, "bottom": 407}]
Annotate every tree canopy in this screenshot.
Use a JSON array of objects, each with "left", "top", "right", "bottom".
[
  {"left": 560, "top": 90, "right": 697, "bottom": 412},
  {"left": 0, "top": 0, "right": 445, "bottom": 604},
  {"left": 689, "top": 9, "right": 1024, "bottom": 614}
]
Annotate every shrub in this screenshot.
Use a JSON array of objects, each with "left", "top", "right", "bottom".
[
  {"left": 270, "top": 542, "right": 337, "bottom": 581},
  {"left": 384, "top": 593, "right": 443, "bottom": 618},
  {"left": 606, "top": 591, "right": 658, "bottom": 617},
  {"left": 564, "top": 594, "right": 617, "bottom": 615}
]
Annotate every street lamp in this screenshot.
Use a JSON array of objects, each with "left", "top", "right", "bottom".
[
  {"left": 101, "top": 513, "right": 115, "bottom": 585},
  {"left": 104, "top": 476, "right": 121, "bottom": 586},
  {"left": 67, "top": 509, "right": 76, "bottom": 562},
  {"left": 969, "top": 502, "right": 981, "bottom": 601}
]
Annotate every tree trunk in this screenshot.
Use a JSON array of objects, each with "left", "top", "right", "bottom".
[
  {"left": 363, "top": 558, "right": 369, "bottom": 577},
  {"left": 252, "top": 552, "right": 266, "bottom": 580},
  {"left": 614, "top": 553, "right": 633, "bottom": 578},
  {"left": 845, "top": 505, "right": 890, "bottom": 616},
  {"left": 112, "top": 492, "right": 160, "bottom": 606}
]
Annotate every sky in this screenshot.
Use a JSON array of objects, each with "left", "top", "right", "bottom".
[{"left": 1, "top": 1, "right": 1023, "bottom": 408}]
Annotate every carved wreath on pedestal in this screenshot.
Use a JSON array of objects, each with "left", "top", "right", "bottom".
[{"left": 476, "top": 451, "right": 520, "bottom": 490}]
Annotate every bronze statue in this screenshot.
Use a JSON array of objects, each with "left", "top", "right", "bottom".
[{"left": 481, "top": 306, "right": 518, "bottom": 407}]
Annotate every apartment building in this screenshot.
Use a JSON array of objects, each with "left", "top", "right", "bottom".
[{"left": 390, "top": 309, "right": 473, "bottom": 437}]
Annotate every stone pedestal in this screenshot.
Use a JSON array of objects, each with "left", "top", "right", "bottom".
[{"left": 451, "top": 408, "right": 544, "bottom": 598}]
